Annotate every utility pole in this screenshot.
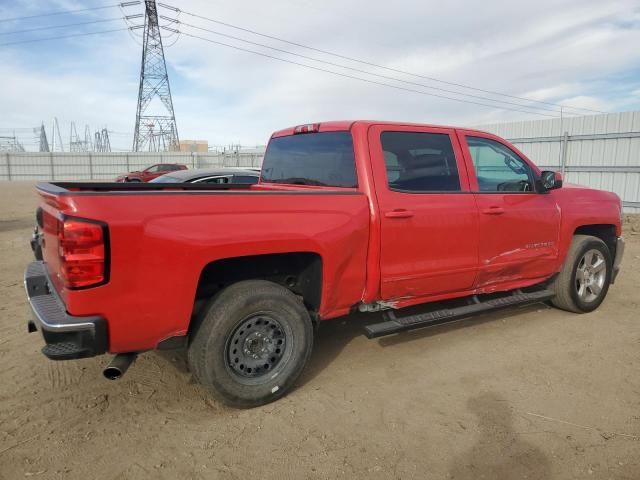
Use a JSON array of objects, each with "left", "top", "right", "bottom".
[{"left": 132, "top": 0, "right": 179, "bottom": 152}]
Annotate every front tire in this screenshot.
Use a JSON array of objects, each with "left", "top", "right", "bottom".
[
  {"left": 551, "top": 235, "right": 612, "bottom": 313},
  {"left": 188, "top": 280, "right": 314, "bottom": 408}
]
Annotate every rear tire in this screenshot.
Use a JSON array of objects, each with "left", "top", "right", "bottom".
[
  {"left": 551, "top": 235, "right": 612, "bottom": 313},
  {"left": 188, "top": 280, "right": 314, "bottom": 408}
]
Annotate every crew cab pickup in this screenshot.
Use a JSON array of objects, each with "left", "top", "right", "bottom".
[{"left": 25, "top": 121, "right": 625, "bottom": 407}]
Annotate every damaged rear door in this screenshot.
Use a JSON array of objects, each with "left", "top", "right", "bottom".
[{"left": 458, "top": 131, "right": 561, "bottom": 289}]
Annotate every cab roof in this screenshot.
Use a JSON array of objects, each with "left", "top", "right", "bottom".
[{"left": 270, "top": 120, "right": 490, "bottom": 138}]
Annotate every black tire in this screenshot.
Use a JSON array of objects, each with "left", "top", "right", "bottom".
[
  {"left": 126, "top": 178, "right": 141, "bottom": 182},
  {"left": 551, "top": 235, "right": 612, "bottom": 313},
  {"left": 188, "top": 280, "right": 314, "bottom": 408}
]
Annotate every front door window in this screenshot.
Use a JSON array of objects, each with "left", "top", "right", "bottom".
[{"left": 466, "top": 136, "right": 534, "bottom": 192}]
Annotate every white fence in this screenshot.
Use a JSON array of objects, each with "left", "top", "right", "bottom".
[
  {"left": 477, "top": 111, "right": 640, "bottom": 213},
  {"left": 3, "top": 112, "right": 639, "bottom": 212},
  {"left": 0, "top": 151, "right": 264, "bottom": 182}
]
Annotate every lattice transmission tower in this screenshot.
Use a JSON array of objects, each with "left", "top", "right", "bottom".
[
  {"left": 94, "top": 128, "right": 111, "bottom": 152},
  {"left": 132, "top": 0, "right": 179, "bottom": 152},
  {"left": 36, "top": 123, "right": 49, "bottom": 152}
]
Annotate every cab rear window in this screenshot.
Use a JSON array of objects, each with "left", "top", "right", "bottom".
[{"left": 261, "top": 132, "right": 357, "bottom": 188}]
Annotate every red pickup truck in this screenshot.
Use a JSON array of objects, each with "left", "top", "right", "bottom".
[{"left": 25, "top": 121, "right": 625, "bottom": 407}]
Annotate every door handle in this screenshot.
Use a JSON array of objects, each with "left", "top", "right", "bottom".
[
  {"left": 482, "top": 206, "right": 505, "bottom": 215},
  {"left": 385, "top": 209, "right": 414, "bottom": 219}
]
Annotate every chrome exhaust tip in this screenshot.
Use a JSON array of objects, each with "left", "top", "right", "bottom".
[{"left": 103, "top": 353, "right": 137, "bottom": 380}]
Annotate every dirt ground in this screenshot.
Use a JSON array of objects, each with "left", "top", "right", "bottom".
[{"left": 1, "top": 181, "right": 639, "bottom": 480}]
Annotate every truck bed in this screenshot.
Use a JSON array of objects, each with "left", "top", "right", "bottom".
[{"left": 34, "top": 180, "right": 371, "bottom": 352}]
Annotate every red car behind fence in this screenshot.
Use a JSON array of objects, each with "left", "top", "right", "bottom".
[{"left": 115, "top": 163, "right": 187, "bottom": 182}]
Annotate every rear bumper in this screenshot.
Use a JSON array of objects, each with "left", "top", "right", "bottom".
[
  {"left": 24, "top": 261, "right": 107, "bottom": 360},
  {"left": 611, "top": 236, "right": 625, "bottom": 284}
]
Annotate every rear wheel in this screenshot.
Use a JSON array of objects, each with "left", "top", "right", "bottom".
[
  {"left": 551, "top": 235, "right": 612, "bottom": 313},
  {"left": 188, "top": 280, "right": 313, "bottom": 408}
]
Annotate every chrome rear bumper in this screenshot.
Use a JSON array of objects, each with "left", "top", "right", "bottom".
[{"left": 25, "top": 261, "right": 107, "bottom": 360}]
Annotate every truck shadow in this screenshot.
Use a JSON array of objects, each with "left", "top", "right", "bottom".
[
  {"left": 298, "top": 303, "right": 550, "bottom": 387},
  {"left": 154, "top": 303, "right": 550, "bottom": 391},
  {"left": 448, "top": 391, "right": 551, "bottom": 479}
]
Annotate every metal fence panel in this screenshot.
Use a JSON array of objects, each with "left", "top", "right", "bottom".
[
  {"left": 0, "top": 153, "right": 9, "bottom": 179},
  {"left": 476, "top": 111, "right": 640, "bottom": 212},
  {"left": 0, "top": 151, "right": 264, "bottom": 182}
]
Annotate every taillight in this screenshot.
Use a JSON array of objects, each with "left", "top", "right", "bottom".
[
  {"left": 58, "top": 218, "right": 107, "bottom": 289},
  {"left": 294, "top": 123, "right": 320, "bottom": 134}
]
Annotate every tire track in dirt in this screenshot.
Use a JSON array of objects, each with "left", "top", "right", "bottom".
[{"left": 46, "top": 362, "right": 81, "bottom": 391}]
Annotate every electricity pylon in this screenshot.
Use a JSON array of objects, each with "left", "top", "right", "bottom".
[{"left": 132, "top": 0, "right": 179, "bottom": 152}]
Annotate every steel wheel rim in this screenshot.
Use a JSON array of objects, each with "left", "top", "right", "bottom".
[
  {"left": 575, "top": 249, "right": 606, "bottom": 303},
  {"left": 224, "top": 312, "right": 292, "bottom": 385}
]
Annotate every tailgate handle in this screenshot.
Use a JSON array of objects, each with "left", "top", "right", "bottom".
[
  {"left": 482, "top": 206, "right": 505, "bottom": 215},
  {"left": 385, "top": 209, "right": 414, "bottom": 219}
]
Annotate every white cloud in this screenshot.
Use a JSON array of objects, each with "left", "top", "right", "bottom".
[{"left": 558, "top": 96, "right": 611, "bottom": 112}]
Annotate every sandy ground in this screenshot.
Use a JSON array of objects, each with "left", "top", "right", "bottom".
[{"left": 0, "top": 181, "right": 639, "bottom": 480}]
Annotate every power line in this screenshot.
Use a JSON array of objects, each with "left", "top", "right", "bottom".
[
  {"left": 0, "top": 16, "right": 142, "bottom": 36},
  {"left": 165, "top": 27, "right": 560, "bottom": 118},
  {"left": 0, "top": 27, "right": 139, "bottom": 47},
  {"left": 0, "top": 2, "right": 140, "bottom": 23},
  {"left": 170, "top": 18, "right": 565, "bottom": 116},
  {"left": 159, "top": 2, "right": 604, "bottom": 115}
]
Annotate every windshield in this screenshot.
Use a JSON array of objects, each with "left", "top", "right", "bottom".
[{"left": 261, "top": 132, "right": 357, "bottom": 187}]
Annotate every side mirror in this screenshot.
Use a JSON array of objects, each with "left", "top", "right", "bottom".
[{"left": 539, "top": 170, "right": 562, "bottom": 192}]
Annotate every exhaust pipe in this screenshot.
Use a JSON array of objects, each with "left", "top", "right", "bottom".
[{"left": 103, "top": 353, "right": 137, "bottom": 380}]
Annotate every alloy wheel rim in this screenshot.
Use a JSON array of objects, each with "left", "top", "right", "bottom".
[{"left": 575, "top": 249, "right": 606, "bottom": 303}]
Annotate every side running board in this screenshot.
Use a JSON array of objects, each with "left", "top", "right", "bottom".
[{"left": 364, "top": 289, "right": 555, "bottom": 339}]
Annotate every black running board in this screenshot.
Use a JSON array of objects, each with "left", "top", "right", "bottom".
[{"left": 364, "top": 289, "right": 555, "bottom": 339}]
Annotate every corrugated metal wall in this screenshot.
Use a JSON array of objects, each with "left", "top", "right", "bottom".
[
  {"left": 476, "top": 111, "right": 640, "bottom": 212},
  {"left": 0, "top": 151, "right": 264, "bottom": 181}
]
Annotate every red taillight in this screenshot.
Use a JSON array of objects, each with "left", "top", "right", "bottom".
[
  {"left": 293, "top": 123, "right": 320, "bottom": 134},
  {"left": 58, "top": 219, "right": 106, "bottom": 288}
]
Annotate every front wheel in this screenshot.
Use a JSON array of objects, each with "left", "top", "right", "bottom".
[
  {"left": 551, "top": 235, "right": 612, "bottom": 313},
  {"left": 188, "top": 280, "right": 314, "bottom": 408}
]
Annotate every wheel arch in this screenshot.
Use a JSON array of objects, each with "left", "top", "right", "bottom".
[
  {"left": 573, "top": 224, "right": 617, "bottom": 259},
  {"left": 193, "top": 252, "right": 323, "bottom": 320}
]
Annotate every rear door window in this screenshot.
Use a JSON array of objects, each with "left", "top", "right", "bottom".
[
  {"left": 261, "top": 132, "right": 357, "bottom": 187},
  {"left": 380, "top": 131, "right": 461, "bottom": 192}
]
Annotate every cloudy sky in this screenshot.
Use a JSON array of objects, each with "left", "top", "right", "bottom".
[{"left": 1, "top": 0, "right": 639, "bottom": 150}]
